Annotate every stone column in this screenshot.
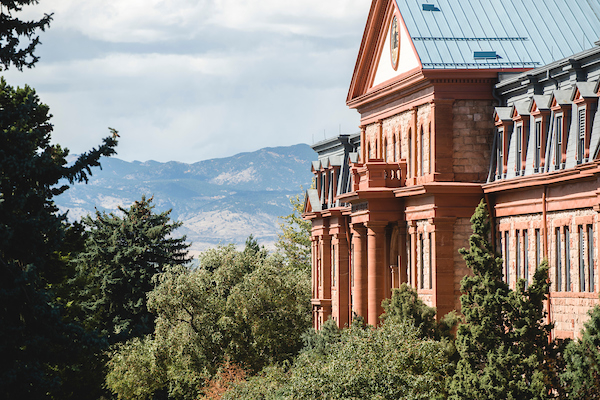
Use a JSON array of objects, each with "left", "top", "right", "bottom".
[
  {"left": 321, "top": 233, "right": 332, "bottom": 321},
  {"left": 334, "top": 232, "right": 350, "bottom": 328},
  {"left": 367, "top": 221, "right": 387, "bottom": 326},
  {"left": 351, "top": 223, "right": 367, "bottom": 320}
]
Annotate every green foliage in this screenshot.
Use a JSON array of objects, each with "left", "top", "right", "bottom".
[
  {"left": 562, "top": 304, "right": 600, "bottom": 398},
  {"left": 382, "top": 283, "right": 459, "bottom": 340},
  {"left": 76, "top": 195, "right": 191, "bottom": 344},
  {"left": 0, "top": 0, "right": 53, "bottom": 71},
  {"left": 276, "top": 192, "right": 311, "bottom": 272},
  {"left": 0, "top": 78, "right": 117, "bottom": 397},
  {"left": 226, "top": 320, "right": 453, "bottom": 400},
  {"left": 449, "top": 200, "right": 555, "bottom": 400},
  {"left": 105, "top": 239, "right": 311, "bottom": 400}
]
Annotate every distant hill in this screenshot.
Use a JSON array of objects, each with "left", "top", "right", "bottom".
[{"left": 56, "top": 144, "right": 316, "bottom": 256}]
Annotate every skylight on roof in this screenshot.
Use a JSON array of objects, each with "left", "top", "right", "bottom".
[
  {"left": 422, "top": 4, "right": 440, "bottom": 11},
  {"left": 474, "top": 51, "right": 500, "bottom": 59}
]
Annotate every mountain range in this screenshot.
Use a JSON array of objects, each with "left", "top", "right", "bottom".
[{"left": 56, "top": 144, "right": 316, "bottom": 257}]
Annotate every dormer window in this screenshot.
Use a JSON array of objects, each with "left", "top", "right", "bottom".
[
  {"left": 496, "top": 128, "right": 503, "bottom": 179},
  {"left": 554, "top": 114, "right": 563, "bottom": 170},
  {"left": 577, "top": 107, "right": 586, "bottom": 164},
  {"left": 534, "top": 119, "right": 542, "bottom": 172},
  {"left": 516, "top": 124, "right": 522, "bottom": 174}
]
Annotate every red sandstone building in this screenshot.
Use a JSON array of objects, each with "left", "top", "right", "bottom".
[{"left": 303, "top": 0, "right": 600, "bottom": 338}]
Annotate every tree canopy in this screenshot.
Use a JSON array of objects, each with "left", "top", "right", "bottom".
[
  {"left": 105, "top": 240, "right": 312, "bottom": 400},
  {"left": 76, "top": 196, "right": 191, "bottom": 344},
  {"left": 0, "top": 78, "right": 117, "bottom": 397}
]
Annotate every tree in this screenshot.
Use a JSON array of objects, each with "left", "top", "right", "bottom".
[
  {"left": 0, "top": 0, "right": 53, "bottom": 70},
  {"left": 106, "top": 239, "right": 312, "bottom": 400},
  {"left": 562, "top": 305, "right": 600, "bottom": 398},
  {"left": 0, "top": 78, "right": 117, "bottom": 397},
  {"left": 276, "top": 192, "right": 311, "bottom": 272},
  {"left": 449, "top": 200, "right": 555, "bottom": 400},
  {"left": 225, "top": 320, "right": 453, "bottom": 400},
  {"left": 381, "top": 283, "right": 458, "bottom": 340},
  {"left": 76, "top": 195, "right": 191, "bottom": 344}
]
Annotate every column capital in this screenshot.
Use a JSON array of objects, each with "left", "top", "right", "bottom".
[
  {"left": 427, "top": 216, "right": 457, "bottom": 229},
  {"left": 365, "top": 221, "right": 388, "bottom": 234},
  {"left": 351, "top": 222, "right": 366, "bottom": 233}
]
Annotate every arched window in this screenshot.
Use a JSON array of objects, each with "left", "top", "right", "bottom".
[{"left": 393, "top": 134, "right": 397, "bottom": 162}]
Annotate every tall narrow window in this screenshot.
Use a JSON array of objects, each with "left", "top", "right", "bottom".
[
  {"left": 428, "top": 232, "right": 433, "bottom": 289},
  {"left": 497, "top": 129, "right": 503, "bottom": 178},
  {"left": 556, "top": 227, "right": 562, "bottom": 291},
  {"left": 393, "top": 135, "right": 397, "bottom": 162},
  {"left": 407, "top": 234, "right": 412, "bottom": 287},
  {"left": 588, "top": 224, "right": 595, "bottom": 292},
  {"left": 524, "top": 229, "right": 529, "bottom": 284},
  {"left": 419, "top": 233, "right": 424, "bottom": 289},
  {"left": 420, "top": 126, "right": 424, "bottom": 176},
  {"left": 428, "top": 122, "right": 432, "bottom": 174},
  {"left": 332, "top": 244, "right": 337, "bottom": 287},
  {"left": 408, "top": 129, "right": 412, "bottom": 178},
  {"left": 565, "top": 227, "right": 571, "bottom": 292},
  {"left": 535, "top": 228, "right": 541, "bottom": 268},
  {"left": 578, "top": 108, "right": 586, "bottom": 164},
  {"left": 516, "top": 230, "right": 521, "bottom": 279},
  {"left": 555, "top": 115, "right": 563, "bottom": 169},
  {"left": 383, "top": 138, "right": 388, "bottom": 162},
  {"left": 579, "top": 225, "right": 585, "bottom": 292},
  {"left": 535, "top": 120, "right": 542, "bottom": 172},
  {"left": 504, "top": 231, "right": 510, "bottom": 285},
  {"left": 516, "top": 126, "right": 522, "bottom": 173}
]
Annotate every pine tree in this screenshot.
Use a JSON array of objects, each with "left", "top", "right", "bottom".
[
  {"left": 449, "top": 200, "right": 555, "bottom": 400},
  {"left": 0, "top": 0, "right": 53, "bottom": 70},
  {"left": 562, "top": 305, "right": 600, "bottom": 398},
  {"left": 0, "top": 78, "right": 117, "bottom": 397},
  {"left": 76, "top": 196, "right": 191, "bottom": 344}
]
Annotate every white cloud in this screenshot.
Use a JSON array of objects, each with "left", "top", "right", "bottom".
[
  {"left": 22, "top": 0, "right": 369, "bottom": 42},
  {"left": 3, "top": 0, "right": 368, "bottom": 162}
]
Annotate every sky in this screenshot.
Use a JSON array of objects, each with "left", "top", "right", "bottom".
[{"left": 3, "top": 0, "right": 371, "bottom": 163}]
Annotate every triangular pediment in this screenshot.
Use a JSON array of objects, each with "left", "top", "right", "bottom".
[
  {"left": 370, "top": 6, "right": 421, "bottom": 89},
  {"left": 347, "top": 0, "right": 422, "bottom": 102},
  {"left": 530, "top": 100, "right": 539, "bottom": 114}
]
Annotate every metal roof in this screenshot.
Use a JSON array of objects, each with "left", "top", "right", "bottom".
[{"left": 395, "top": 0, "right": 600, "bottom": 69}]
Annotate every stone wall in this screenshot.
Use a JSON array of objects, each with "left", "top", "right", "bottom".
[
  {"left": 497, "top": 209, "right": 600, "bottom": 338},
  {"left": 452, "top": 217, "right": 473, "bottom": 312},
  {"left": 452, "top": 100, "right": 495, "bottom": 182}
]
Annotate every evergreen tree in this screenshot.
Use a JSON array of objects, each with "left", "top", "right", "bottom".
[
  {"left": 0, "top": 78, "right": 117, "bottom": 397},
  {"left": 562, "top": 305, "right": 600, "bottom": 398},
  {"left": 76, "top": 196, "right": 191, "bottom": 344},
  {"left": 0, "top": 0, "right": 53, "bottom": 70},
  {"left": 449, "top": 200, "right": 555, "bottom": 400}
]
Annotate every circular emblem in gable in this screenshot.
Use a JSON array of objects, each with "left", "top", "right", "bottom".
[{"left": 390, "top": 15, "right": 400, "bottom": 70}]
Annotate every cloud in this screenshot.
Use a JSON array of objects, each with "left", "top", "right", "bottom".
[{"left": 3, "top": 0, "right": 369, "bottom": 162}]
